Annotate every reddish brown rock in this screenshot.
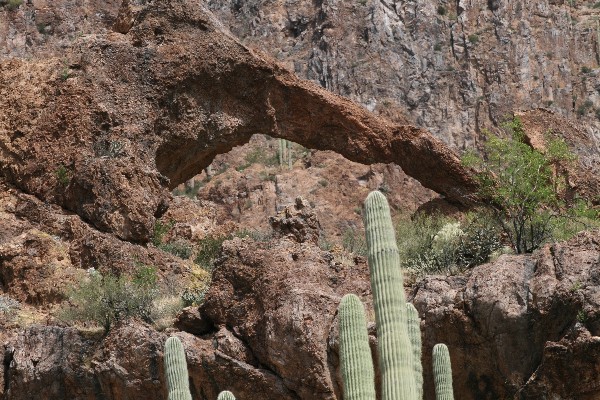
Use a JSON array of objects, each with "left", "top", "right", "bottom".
[{"left": 0, "top": 0, "right": 476, "bottom": 242}]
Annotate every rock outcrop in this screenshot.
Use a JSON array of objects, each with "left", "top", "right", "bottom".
[
  {"left": 207, "top": 0, "right": 600, "bottom": 151},
  {"left": 3, "top": 211, "right": 600, "bottom": 399},
  {"left": 0, "top": 0, "right": 477, "bottom": 244}
]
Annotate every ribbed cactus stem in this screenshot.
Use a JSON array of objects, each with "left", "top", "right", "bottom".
[
  {"left": 164, "top": 337, "right": 192, "bottom": 400},
  {"left": 217, "top": 391, "right": 237, "bottom": 400},
  {"left": 364, "top": 190, "right": 416, "bottom": 400},
  {"left": 407, "top": 303, "right": 423, "bottom": 400},
  {"left": 338, "top": 294, "right": 376, "bottom": 400},
  {"left": 432, "top": 343, "right": 454, "bottom": 400}
]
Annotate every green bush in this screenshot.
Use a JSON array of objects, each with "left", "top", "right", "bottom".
[
  {"left": 462, "top": 117, "right": 596, "bottom": 253},
  {"left": 342, "top": 227, "right": 368, "bottom": 256},
  {"left": 3, "top": 0, "right": 23, "bottom": 10},
  {"left": 152, "top": 220, "right": 174, "bottom": 246},
  {"left": 396, "top": 213, "right": 502, "bottom": 276},
  {"left": 159, "top": 240, "right": 193, "bottom": 259},
  {"left": 195, "top": 235, "right": 230, "bottom": 272},
  {"left": 468, "top": 34, "right": 479, "bottom": 44},
  {"left": 181, "top": 286, "right": 209, "bottom": 307},
  {"left": 60, "top": 266, "right": 180, "bottom": 333}
]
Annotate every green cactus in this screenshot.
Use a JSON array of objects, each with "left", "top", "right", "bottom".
[
  {"left": 363, "top": 190, "right": 417, "bottom": 399},
  {"left": 338, "top": 294, "right": 376, "bottom": 400},
  {"left": 164, "top": 336, "right": 192, "bottom": 400},
  {"left": 217, "top": 391, "right": 237, "bottom": 400},
  {"left": 407, "top": 303, "right": 423, "bottom": 400},
  {"left": 432, "top": 344, "right": 454, "bottom": 400}
]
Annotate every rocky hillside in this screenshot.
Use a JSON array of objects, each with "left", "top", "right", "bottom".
[
  {"left": 207, "top": 0, "right": 600, "bottom": 152},
  {"left": 0, "top": 0, "right": 600, "bottom": 399}
]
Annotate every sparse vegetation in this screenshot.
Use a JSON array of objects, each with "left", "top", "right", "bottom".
[
  {"left": 437, "top": 5, "right": 447, "bottom": 15},
  {"left": 159, "top": 240, "right": 193, "bottom": 260},
  {"left": 395, "top": 212, "right": 503, "bottom": 276},
  {"left": 236, "top": 146, "right": 278, "bottom": 171},
  {"left": 55, "top": 165, "right": 70, "bottom": 185},
  {"left": 194, "top": 235, "right": 230, "bottom": 272},
  {"left": 577, "top": 99, "right": 594, "bottom": 116},
  {"left": 342, "top": 227, "right": 367, "bottom": 256},
  {"left": 60, "top": 266, "right": 180, "bottom": 334},
  {"left": 581, "top": 66, "right": 592, "bottom": 74},
  {"left": 181, "top": 285, "right": 209, "bottom": 307},
  {"left": 172, "top": 179, "right": 206, "bottom": 199},
  {"left": 3, "top": 0, "right": 23, "bottom": 11},
  {"left": 434, "top": 43, "right": 443, "bottom": 52},
  {"left": 468, "top": 34, "right": 479, "bottom": 44},
  {"left": 0, "top": 294, "right": 20, "bottom": 320},
  {"left": 462, "top": 117, "right": 598, "bottom": 253},
  {"left": 152, "top": 220, "right": 175, "bottom": 246}
]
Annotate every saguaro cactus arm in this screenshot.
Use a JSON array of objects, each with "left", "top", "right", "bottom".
[
  {"left": 407, "top": 303, "right": 423, "bottom": 400},
  {"left": 338, "top": 294, "right": 377, "bottom": 400},
  {"left": 164, "top": 336, "right": 193, "bottom": 400},
  {"left": 217, "top": 391, "right": 237, "bottom": 400},
  {"left": 432, "top": 343, "right": 455, "bottom": 400}
]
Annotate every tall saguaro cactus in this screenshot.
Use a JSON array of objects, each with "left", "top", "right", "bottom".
[
  {"left": 164, "top": 337, "right": 193, "bottom": 400},
  {"left": 338, "top": 294, "right": 376, "bottom": 400},
  {"left": 364, "top": 190, "right": 417, "bottom": 399},
  {"left": 432, "top": 344, "right": 454, "bottom": 400}
]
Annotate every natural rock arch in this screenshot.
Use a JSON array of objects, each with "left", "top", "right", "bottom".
[{"left": 0, "top": 0, "right": 476, "bottom": 242}]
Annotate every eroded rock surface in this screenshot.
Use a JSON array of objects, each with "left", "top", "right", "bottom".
[
  {"left": 2, "top": 202, "right": 600, "bottom": 399},
  {"left": 0, "top": 0, "right": 476, "bottom": 243}
]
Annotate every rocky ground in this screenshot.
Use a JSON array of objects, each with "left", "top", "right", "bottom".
[{"left": 0, "top": 0, "right": 600, "bottom": 399}]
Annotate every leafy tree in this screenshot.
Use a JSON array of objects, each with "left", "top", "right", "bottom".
[{"left": 463, "top": 117, "right": 593, "bottom": 253}]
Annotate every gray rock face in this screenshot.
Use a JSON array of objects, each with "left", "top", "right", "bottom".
[{"left": 207, "top": 0, "right": 600, "bottom": 150}]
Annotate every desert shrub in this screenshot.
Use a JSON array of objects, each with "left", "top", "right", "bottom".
[
  {"left": 342, "top": 227, "right": 368, "bottom": 256},
  {"left": 236, "top": 146, "right": 278, "bottom": 171},
  {"left": 153, "top": 220, "right": 174, "bottom": 246},
  {"left": 60, "top": 266, "right": 181, "bottom": 333},
  {"left": 181, "top": 286, "right": 209, "bottom": 307},
  {"left": 195, "top": 235, "right": 230, "bottom": 272},
  {"left": 3, "top": 0, "right": 23, "bottom": 10},
  {"left": 159, "top": 240, "right": 193, "bottom": 259},
  {"left": 0, "top": 294, "right": 20, "bottom": 320},
  {"left": 462, "top": 117, "right": 597, "bottom": 253},
  {"left": 396, "top": 212, "right": 503, "bottom": 276}
]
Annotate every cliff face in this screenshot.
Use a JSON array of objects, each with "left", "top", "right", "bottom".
[
  {"left": 0, "top": 0, "right": 476, "bottom": 244},
  {"left": 1, "top": 0, "right": 600, "bottom": 400},
  {"left": 207, "top": 0, "right": 600, "bottom": 151}
]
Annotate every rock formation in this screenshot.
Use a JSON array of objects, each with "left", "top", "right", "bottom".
[
  {"left": 0, "top": 0, "right": 477, "bottom": 244},
  {"left": 1, "top": 1, "right": 600, "bottom": 399},
  {"left": 207, "top": 0, "right": 600, "bottom": 151},
  {"left": 2, "top": 203, "right": 600, "bottom": 399}
]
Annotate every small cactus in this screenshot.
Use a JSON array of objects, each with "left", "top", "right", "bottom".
[
  {"left": 433, "top": 343, "right": 454, "bottom": 400},
  {"left": 164, "top": 337, "right": 192, "bottom": 400},
  {"left": 338, "top": 294, "right": 376, "bottom": 400}
]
